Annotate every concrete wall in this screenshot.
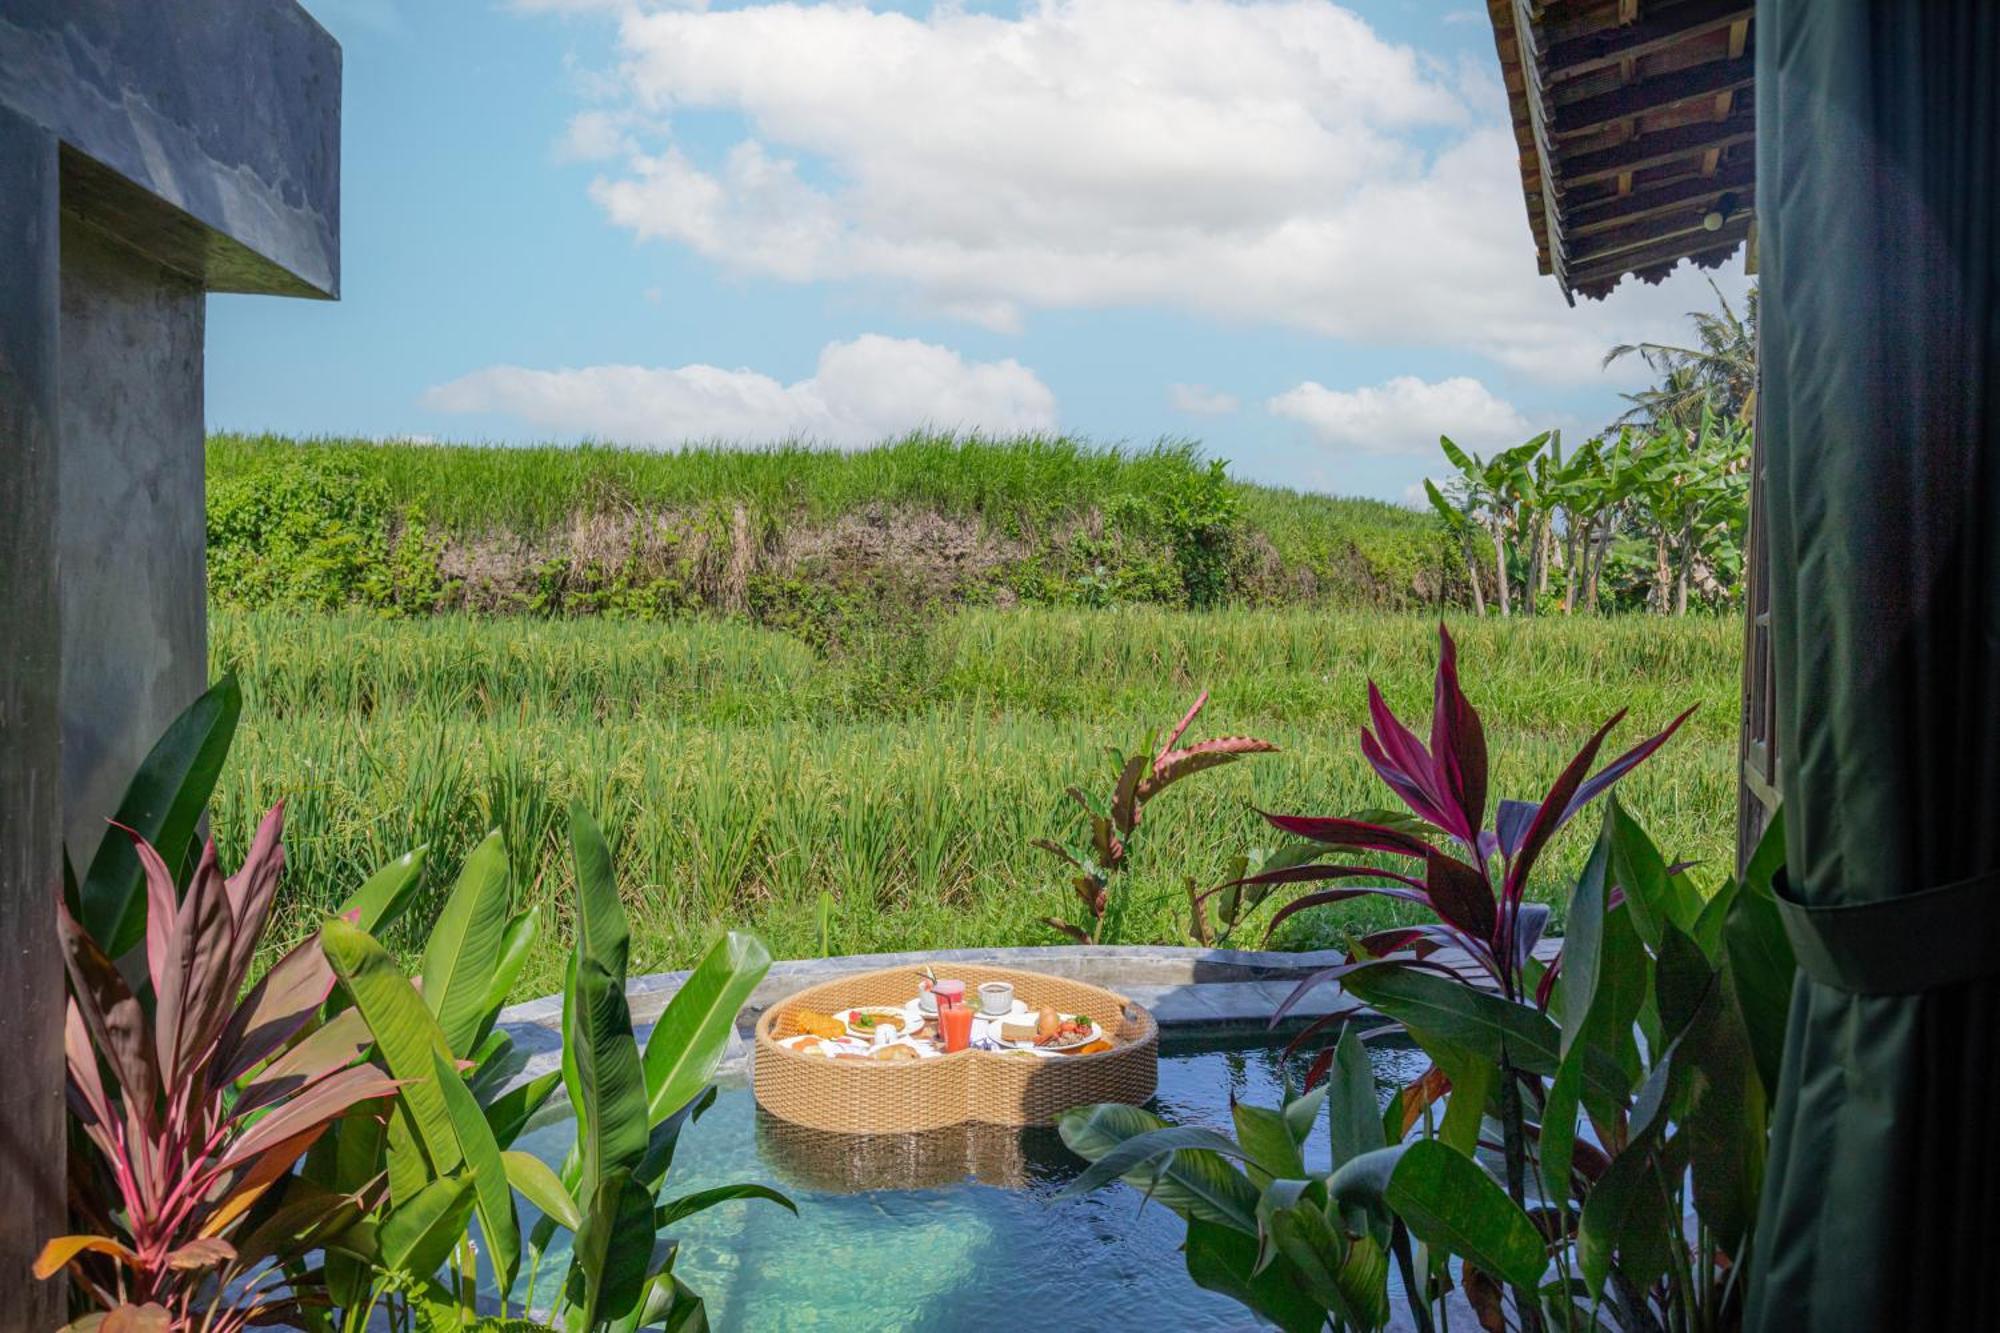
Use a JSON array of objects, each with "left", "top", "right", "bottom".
[
  {"left": 0, "top": 3, "right": 339, "bottom": 1315},
  {"left": 0, "top": 0, "right": 341, "bottom": 297},
  {"left": 0, "top": 103, "right": 69, "bottom": 1333},
  {"left": 57, "top": 218, "right": 208, "bottom": 871}
]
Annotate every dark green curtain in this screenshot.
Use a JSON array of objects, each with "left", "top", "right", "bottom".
[{"left": 1751, "top": 2, "right": 2000, "bottom": 1328}]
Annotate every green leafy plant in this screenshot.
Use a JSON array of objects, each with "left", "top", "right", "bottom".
[
  {"left": 511, "top": 804, "right": 793, "bottom": 1332},
  {"left": 1060, "top": 1019, "right": 1554, "bottom": 1333},
  {"left": 1617, "top": 410, "right": 1752, "bottom": 615},
  {"left": 1425, "top": 282, "right": 1753, "bottom": 621},
  {"left": 313, "top": 830, "right": 557, "bottom": 1332},
  {"left": 1188, "top": 627, "right": 1794, "bottom": 1331},
  {"left": 1036, "top": 691, "right": 1276, "bottom": 944},
  {"left": 72, "top": 675, "right": 242, "bottom": 959},
  {"left": 1424, "top": 432, "right": 1552, "bottom": 618},
  {"left": 40, "top": 807, "right": 397, "bottom": 1331}
]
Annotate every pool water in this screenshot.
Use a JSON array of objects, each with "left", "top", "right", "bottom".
[{"left": 510, "top": 1028, "right": 1426, "bottom": 1331}]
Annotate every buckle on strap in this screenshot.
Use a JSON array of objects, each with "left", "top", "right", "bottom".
[{"left": 1773, "top": 867, "right": 2000, "bottom": 995}]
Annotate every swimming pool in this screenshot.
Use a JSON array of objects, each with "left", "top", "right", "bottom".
[{"left": 510, "top": 1026, "right": 1425, "bottom": 1331}]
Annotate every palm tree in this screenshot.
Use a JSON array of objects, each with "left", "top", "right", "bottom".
[{"left": 1604, "top": 279, "right": 1758, "bottom": 426}]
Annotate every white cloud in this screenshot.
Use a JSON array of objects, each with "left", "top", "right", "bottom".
[
  {"left": 514, "top": 0, "right": 702, "bottom": 14},
  {"left": 555, "top": 0, "right": 1747, "bottom": 383},
  {"left": 421, "top": 334, "right": 1057, "bottom": 449},
  {"left": 1169, "top": 383, "right": 1240, "bottom": 416},
  {"left": 556, "top": 110, "right": 636, "bottom": 163},
  {"left": 1267, "top": 374, "right": 1534, "bottom": 456}
]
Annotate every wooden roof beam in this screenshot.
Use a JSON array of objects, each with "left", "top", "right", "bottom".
[
  {"left": 1559, "top": 110, "right": 1755, "bottom": 186},
  {"left": 1566, "top": 159, "right": 1755, "bottom": 237},
  {"left": 1569, "top": 192, "right": 1754, "bottom": 266},
  {"left": 1567, "top": 214, "right": 1753, "bottom": 288},
  {"left": 1550, "top": 55, "right": 1755, "bottom": 140},
  {"left": 1545, "top": 0, "right": 1755, "bottom": 84}
]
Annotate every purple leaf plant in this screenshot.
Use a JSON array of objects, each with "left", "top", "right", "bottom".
[{"left": 1219, "top": 624, "right": 1692, "bottom": 1071}]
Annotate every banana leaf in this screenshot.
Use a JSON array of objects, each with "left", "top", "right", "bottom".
[
  {"left": 1330, "top": 1141, "right": 1546, "bottom": 1291},
  {"left": 641, "top": 931, "right": 769, "bottom": 1124},
  {"left": 378, "top": 1174, "right": 478, "bottom": 1287},
  {"left": 420, "top": 830, "right": 512, "bottom": 1058},
  {"left": 338, "top": 845, "right": 429, "bottom": 938},
  {"left": 78, "top": 675, "right": 241, "bottom": 955}
]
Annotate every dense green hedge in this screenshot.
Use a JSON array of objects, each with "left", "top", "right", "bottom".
[{"left": 205, "top": 433, "right": 1453, "bottom": 626}]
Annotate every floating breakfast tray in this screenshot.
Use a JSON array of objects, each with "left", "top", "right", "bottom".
[{"left": 752, "top": 964, "right": 1159, "bottom": 1133}]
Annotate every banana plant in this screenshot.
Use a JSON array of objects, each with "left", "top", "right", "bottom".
[
  {"left": 1547, "top": 437, "right": 1635, "bottom": 615},
  {"left": 509, "top": 804, "right": 792, "bottom": 1333},
  {"left": 1622, "top": 408, "right": 1751, "bottom": 614},
  {"left": 1420, "top": 479, "right": 1489, "bottom": 617},
  {"left": 309, "top": 830, "right": 558, "bottom": 1331},
  {"left": 1429, "top": 432, "right": 1553, "bottom": 617}
]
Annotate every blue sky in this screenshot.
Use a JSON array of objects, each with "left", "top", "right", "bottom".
[{"left": 209, "top": 0, "right": 1751, "bottom": 503}]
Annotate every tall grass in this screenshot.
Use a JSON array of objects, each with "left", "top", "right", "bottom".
[
  {"left": 212, "top": 607, "right": 1741, "bottom": 998},
  {"left": 206, "top": 431, "right": 1442, "bottom": 575},
  {"left": 208, "top": 433, "right": 1217, "bottom": 533}
]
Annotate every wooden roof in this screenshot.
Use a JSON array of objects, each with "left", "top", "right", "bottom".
[{"left": 1487, "top": 0, "right": 1754, "bottom": 302}]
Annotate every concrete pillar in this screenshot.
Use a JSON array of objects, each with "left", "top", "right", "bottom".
[
  {"left": 0, "top": 101, "right": 68, "bottom": 1333},
  {"left": 0, "top": 2, "right": 340, "bottom": 1313},
  {"left": 57, "top": 218, "right": 211, "bottom": 869}
]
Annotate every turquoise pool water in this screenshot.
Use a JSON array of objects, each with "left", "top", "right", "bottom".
[{"left": 511, "top": 1027, "right": 1425, "bottom": 1331}]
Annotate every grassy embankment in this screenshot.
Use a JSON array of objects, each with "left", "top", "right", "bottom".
[
  {"left": 214, "top": 607, "right": 1741, "bottom": 999},
  {"left": 204, "top": 432, "right": 1456, "bottom": 626}
]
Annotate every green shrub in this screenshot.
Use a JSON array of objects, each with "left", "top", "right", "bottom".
[
  {"left": 207, "top": 450, "right": 456, "bottom": 616},
  {"left": 207, "top": 452, "right": 392, "bottom": 609},
  {"left": 1105, "top": 455, "right": 1240, "bottom": 606}
]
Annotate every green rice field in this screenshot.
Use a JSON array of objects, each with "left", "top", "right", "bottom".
[{"left": 212, "top": 606, "right": 1742, "bottom": 999}]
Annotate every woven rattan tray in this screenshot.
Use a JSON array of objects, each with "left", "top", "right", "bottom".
[{"left": 753, "top": 964, "right": 1159, "bottom": 1132}]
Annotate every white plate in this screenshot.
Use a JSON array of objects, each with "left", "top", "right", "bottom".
[
  {"left": 837, "top": 1007, "right": 915, "bottom": 1041},
  {"left": 994, "top": 1018, "right": 1103, "bottom": 1052}
]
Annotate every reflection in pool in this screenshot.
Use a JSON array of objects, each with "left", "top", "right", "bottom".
[{"left": 511, "top": 1026, "right": 1425, "bottom": 1331}]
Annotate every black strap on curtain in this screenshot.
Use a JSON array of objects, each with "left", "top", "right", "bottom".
[
  {"left": 1774, "top": 869, "right": 2000, "bottom": 995},
  {"left": 1751, "top": 2, "right": 2000, "bottom": 1329}
]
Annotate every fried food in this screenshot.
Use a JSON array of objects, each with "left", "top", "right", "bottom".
[
  {"left": 792, "top": 1009, "right": 847, "bottom": 1040},
  {"left": 871, "top": 1044, "right": 919, "bottom": 1062},
  {"left": 1034, "top": 1014, "right": 1095, "bottom": 1048}
]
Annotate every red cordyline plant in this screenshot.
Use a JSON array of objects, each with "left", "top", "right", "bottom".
[
  {"left": 40, "top": 805, "right": 397, "bottom": 1332},
  {"left": 1231, "top": 624, "right": 1694, "bottom": 1055},
  {"left": 1038, "top": 691, "right": 1277, "bottom": 944}
]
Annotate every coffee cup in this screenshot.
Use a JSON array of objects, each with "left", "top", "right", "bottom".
[{"left": 977, "top": 981, "right": 1015, "bottom": 1015}]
